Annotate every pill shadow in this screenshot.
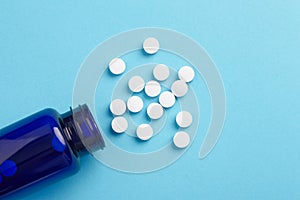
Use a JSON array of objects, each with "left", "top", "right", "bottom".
[
  {"left": 172, "top": 119, "right": 179, "bottom": 129},
  {"left": 106, "top": 67, "right": 121, "bottom": 78},
  {"left": 108, "top": 120, "right": 127, "bottom": 138},
  {"left": 138, "top": 48, "right": 161, "bottom": 59},
  {"left": 133, "top": 136, "right": 150, "bottom": 144},
  {"left": 171, "top": 141, "right": 184, "bottom": 151}
]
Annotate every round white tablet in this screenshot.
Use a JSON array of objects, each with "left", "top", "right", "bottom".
[
  {"left": 128, "top": 76, "right": 145, "bottom": 93},
  {"left": 143, "top": 37, "right": 160, "bottom": 54},
  {"left": 178, "top": 66, "right": 195, "bottom": 83},
  {"left": 111, "top": 116, "right": 128, "bottom": 133},
  {"left": 145, "top": 80, "right": 161, "bottom": 97},
  {"left": 109, "top": 58, "right": 126, "bottom": 75},
  {"left": 147, "top": 103, "right": 164, "bottom": 120},
  {"left": 127, "top": 96, "right": 144, "bottom": 113},
  {"left": 173, "top": 131, "right": 190, "bottom": 148},
  {"left": 153, "top": 64, "right": 170, "bottom": 81},
  {"left": 171, "top": 80, "right": 188, "bottom": 97},
  {"left": 110, "top": 99, "right": 126, "bottom": 115},
  {"left": 159, "top": 91, "right": 176, "bottom": 108},
  {"left": 136, "top": 124, "right": 153, "bottom": 141},
  {"left": 176, "top": 111, "right": 193, "bottom": 128}
]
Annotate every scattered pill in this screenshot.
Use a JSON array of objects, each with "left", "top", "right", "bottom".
[
  {"left": 173, "top": 131, "right": 190, "bottom": 148},
  {"left": 178, "top": 66, "right": 195, "bottom": 83},
  {"left": 159, "top": 91, "right": 176, "bottom": 108},
  {"left": 136, "top": 124, "right": 153, "bottom": 141},
  {"left": 110, "top": 99, "right": 126, "bottom": 115},
  {"left": 171, "top": 80, "right": 188, "bottom": 97},
  {"left": 147, "top": 103, "right": 164, "bottom": 120},
  {"left": 176, "top": 111, "right": 193, "bottom": 128},
  {"left": 153, "top": 64, "right": 170, "bottom": 81},
  {"left": 108, "top": 58, "right": 126, "bottom": 75},
  {"left": 143, "top": 37, "right": 160, "bottom": 54},
  {"left": 127, "top": 96, "right": 144, "bottom": 113},
  {"left": 111, "top": 116, "right": 128, "bottom": 133},
  {"left": 128, "top": 76, "right": 145, "bottom": 93},
  {"left": 145, "top": 80, "right": 161, "bottom": 97}
]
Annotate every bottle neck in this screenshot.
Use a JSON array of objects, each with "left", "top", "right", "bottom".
[
  {"left": 61, "top": 110, "right": 87, "bottom": 156},
  {"left": 60, "top": 105, "right": 105, "bottom": 157}
]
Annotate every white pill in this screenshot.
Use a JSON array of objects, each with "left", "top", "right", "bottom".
[
  {"left": 159, "top": 91, "right": 176, "bottom": 108},
  {"left": 145, "top": 80, "right": 161, "bottom": 97},
  {"left": 173, "top": 131, "right": 190, "bottom": 148},
  {"left": 153, "top": 64, "right": 170, "bottom": 81},
  {"left": 143, "top": 37, "right": 160, "bottom": 54},
  {"left": 127, "top": 96, "right": 144, "bottom": 113},
  {"left": 178, "top": 66, "right": 195, "bottom": 83},
  {"left": 111, "top": 116, "right": 128, "bottom": 133},
  {"left": 171, "top": 80, "right": 188, "bottom": 97},
  {"left": 147, "top": 103, "right": 164, "bottom": 120},
  {"left": 110, "top": 99, "right": 126, "bottom": 115},
  {"left": 128, "top": 76, "right": 145, "bottom": 93},
  {"left": 136, "top": 124, "right": 153, "bottom": 141},
  {"left": 176, "top": 111, "right": 193, "bottom": 128},
  {"left": 108, "top": 58, "right": 126, "bottom": 75}
]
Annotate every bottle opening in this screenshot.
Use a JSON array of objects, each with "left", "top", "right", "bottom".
[
  {"left": 72, "top": 104, "right": 105, "bottom": 152},
  {"left": 62, "top": 104, "right": 105, "bottom": 155}
]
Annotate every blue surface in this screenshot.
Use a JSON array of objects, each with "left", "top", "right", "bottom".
[{"left": 0, "top": 0, "right": 299, "bottom": 199}]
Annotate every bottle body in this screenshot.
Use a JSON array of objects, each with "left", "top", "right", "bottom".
[{"left": 0, "top": 105, "right": 105, "bottom": 197}]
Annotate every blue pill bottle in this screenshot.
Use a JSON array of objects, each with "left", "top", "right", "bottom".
[{"left": 0, "top": 104, "right": 105, "bottom": 197}]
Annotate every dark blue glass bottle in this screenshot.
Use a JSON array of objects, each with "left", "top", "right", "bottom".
[{"left": 0, "top": 104, "right": 105, "bottom": 197}]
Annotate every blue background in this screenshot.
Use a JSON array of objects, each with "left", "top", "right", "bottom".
[{"left": 0, "top": 0, "right": 299, "bottom": 199}]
